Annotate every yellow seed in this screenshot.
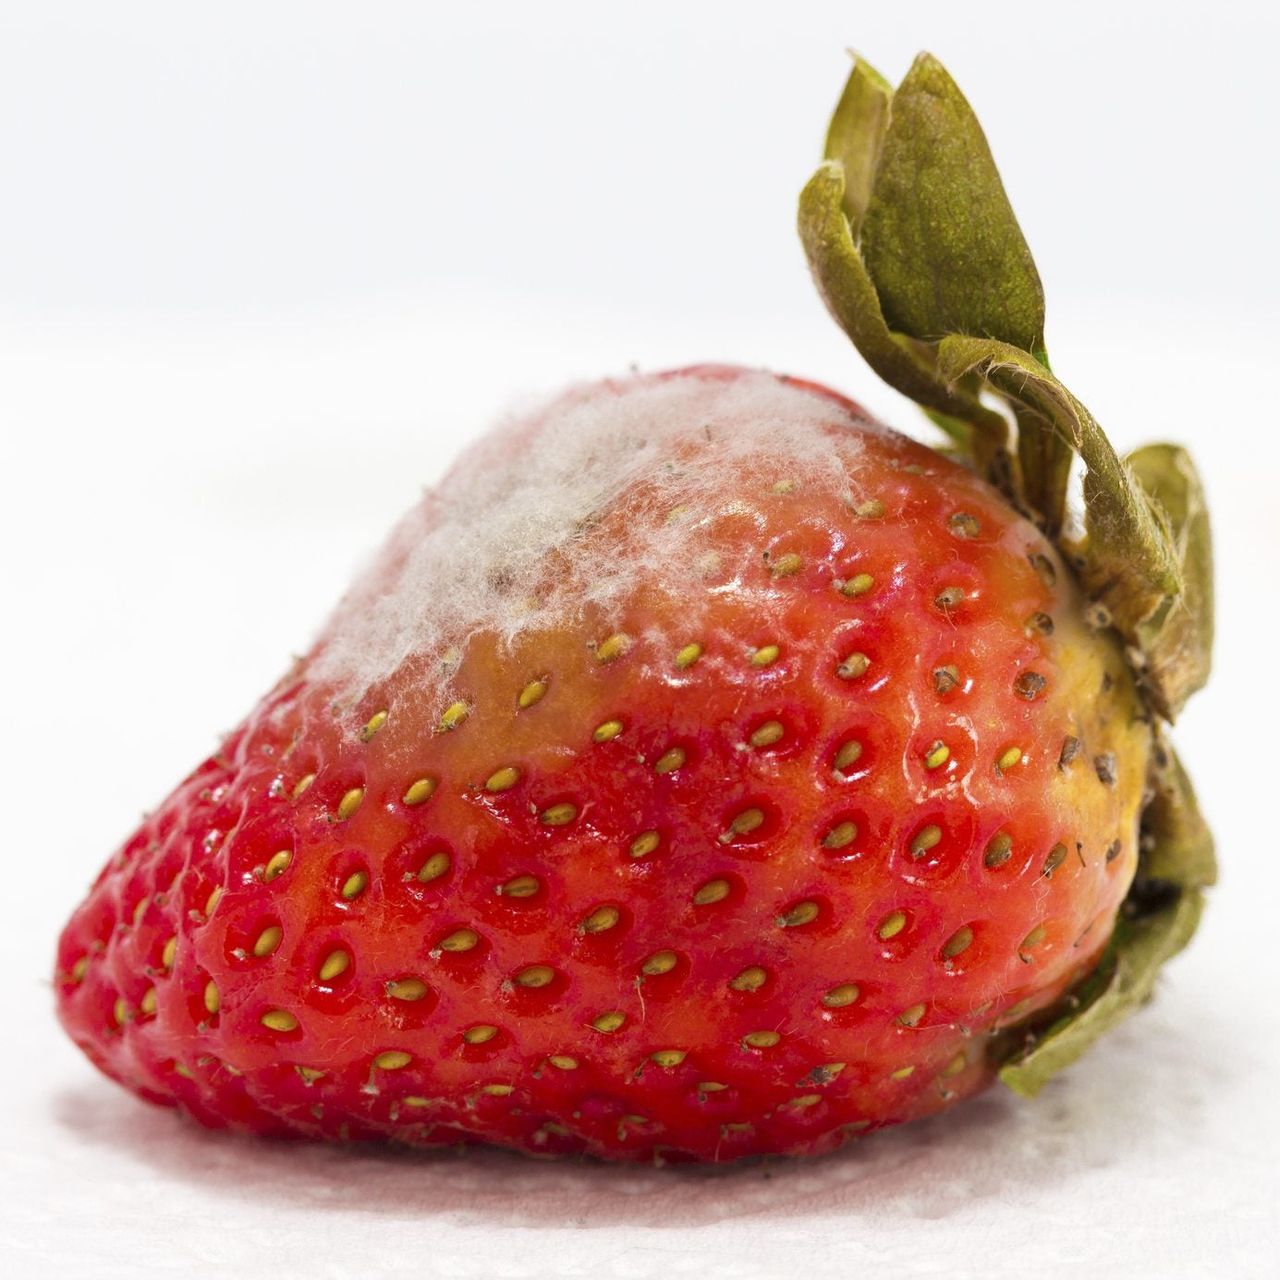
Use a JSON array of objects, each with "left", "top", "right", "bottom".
[
  {"left": 336, "top": 787, "right": 365, "bottom": 820},
  {"left": 654, "top": 747, "right": 686, "bottom": 775},
  {"left": 263, "top": 849, "right": 292, "bottom": 882},
  {"left": 742, "top": 1030, "right": 781, "bottom": 1050},
  {"left": 675, "top": 643, "right": 703, "bottom": 669},
  {"left": 723, "top": 807, "right": 764, "bottom": 840},
  {"left": 997, "top": 746, "right": 1023, "bottom": 771},
  {"left": 540, "top": 802, "right": 577, "bottom": 826},
  {"left": 113, "top": 997, "right": 128, "bottom": 1026},
  {"left": 1043, "top": 844, "right": 1068, "bottom": 876},
  {"left": 791, "top": 1094, "right": 822, "bottom": 1109},
  {"left": 291, "top": 772, "right": 315, "bottom": 799},
  {"left": 878, "top": 910, "right": 907, "bottom": 940},
  {"left": 402, "top": 1095, "right": 430, "bottom": 1107},
  {"left": 581, "top": 905, "right": 621, "bottom": 934},
  {"left": 890, "top": 1065, "right": 915, "bottom": 1080},
  {"left": 693, "top": 878, "right": 731, "bottom": 906},
  {"left": 910, "top": 825, "right": 943, "bottom": 857},
  {"left": 834, "top": 740, "right": 863, "bottom": 771},
  {"left": 749, "top": 720, "right": 785, "bottom": 748},
  {"left": 485, "top": 765, "right": 520, "bottom": 792},
  {"left": 252, "top": 925, "right": 283, "bottom": 957},
  {"left": 779, "top": 900, "right": 820, "bottom": 928},
  {"left": 518, "top": 679, "right": 548, "bottom": 709},
  {"left": 359, "top": 710, "right": 388, "bottom": 742},
  {"left": 650, "top": 1049, "right": 687, "bottom": 1067},
  {"left": 340, "top": 870, "right": 368, "bottom": 899},
  {"left": 943, "top": 1052, "right": 968, "bottom": 1078},
  {"left": 402, "top": 777, "right": 437, "bottom": 806},
  {"left": 261, "top": 1009, "right": 299, "bottom": 1033},
  {"left": 897, "top": 1002, "right": 926, "bottom": 1027},
  {"left": 1021, "top": 925, "right": 1047, "bottom": 952},
  {"left": 160, "top": 936, "right": 177, "bottom": 970},
  {"left": 941, "top": 927, "right": 974, "bottom": 959},
  {"left": 439, "top": 928, "right": 479, "bottom": 953},
  {"left": 730, "top": 966, "right": 767, "bottom": 992},
  {"left": 837, "top": 651, "right": 870, "bottom": 680},
  {"left": 296, "top": 1066, "right": 324, "bottom": 1084},
  {"left": 498, "top": 874, "right": 540, "bottom": 898},
  {"left": 203, "top": 981, "right": 220, "bottom": 1015},
  {"left": 547, "top": 1055, "right": 578, "bottom": 1070},
  {"left": 592, "top": 1011, "right": 625, "bottom": 1033},
  {"left": 641, "top": 950, "right": 678, "bottom": 976},
  {"left": 204, "top": 886, "right": 223, "bottom": 917},
  {"left": 417, "top": 852, "right": 451, "bottom": 883},
  {"left": 595, "top": 632, "right": 631, "bottom": 663},
  {"left": 823, "top": 820, "right": 857, "bottom": 850},
  {"left": 822, "top": 983, "right": 861, "bottom": 1008},
  {"left": 173, "top": 1062, "right": 195, "bottom": 1080},
  {"left": 69, "top": 955, "right": 90, "bottom": 983},
  {"left": 481, "top": 1083, "right": 513, "bottom": 1096},
  {"left": 132, "top": 897, "right": 148, "bottom": 926},
  {"left": 373, "top": 1050, "right": 412, "bottom": 1070},
  {"left": 593, "top": 719, "right": 624, "bottom": 742},
  {"left": 463, "top": 1024, "right": 499, "bottom": 1045},
  {"left": 750, "top": 644, "right": 780, "bottom": 667},
  {"left": 514, "top": 964, "right": 555, "bottom": 988},
  {"left": 699, "top": 1081, "right": 728, "bottom": 1093},
  {"left": 318, "top": 949, "right": 350, "bottom": 982},
  {"left": 855, "top": 499, "right": 885, "bottom": 519},
  {"left": 769, "top": 551, "right": 802, "bottom": 578},
  {"left": 630, "top": 830, "right": 660, "bottom": 858},
  {"left": 935, "top": 585, "right": 965, "bottom": 611},
  {"left": 924, "top": 741, "right": 950, "bottom": 770},
  {"left": 385, "top": 977, "right": 428, "bottom": 1001},
  {"left": 439, "top": 700, "right": 470, "bottom": 732},
  {"left": 840, "top": 572, "right": 874, "bottom": 597}
]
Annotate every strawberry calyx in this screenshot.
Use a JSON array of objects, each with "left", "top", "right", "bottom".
[{"left": 799, "top": 51, "right": 1216, "bottom": 1094}]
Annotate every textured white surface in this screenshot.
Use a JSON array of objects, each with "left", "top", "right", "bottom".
[{"left": 2, "top": 2, "right": 1279, "bottom": 1276}]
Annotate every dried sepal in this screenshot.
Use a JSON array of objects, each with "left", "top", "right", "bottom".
[
  {"left": 1141, "top": 739, "right": 1217, "bottom": 889},
  {"left": 1126, "top": 444, "right": 1214, "bottom": 719},
  {"left": 823, "top": 56, "right": 891, "bottom": 238},
  {"left": 998, "top": 738, "right": 1214, "bottom": 1096},
  {"left": 998, "top": 887, "right": 1205, "bottom": 1098},
  {"left": 937, "top": 336, "right": 1182, "bottom": 641}
]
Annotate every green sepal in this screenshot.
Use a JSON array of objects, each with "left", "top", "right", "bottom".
[
  {"left": 1126, "top": 444, "right": 1214, "bottom": 719},
  {"left": 798, "top": 161, "right": 1012, "bottom": 481},
  {"left": 998, "top": 887, "right": 1204, "bottom": 1097},
  {"left": 937, "top": 336, "right": 1182, "bottom": 638},
  {"left": 859, "top": 53, "right": 1046, "bottom": 355}
]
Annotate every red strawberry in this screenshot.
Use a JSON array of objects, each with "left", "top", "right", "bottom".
[{"left": 55, "top": 53, "right": 1214, "bottom": 1163}]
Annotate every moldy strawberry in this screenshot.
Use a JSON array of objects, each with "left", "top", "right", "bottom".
[{"left": 55, "top": 52, "right": 1214, "bottom": 1162}]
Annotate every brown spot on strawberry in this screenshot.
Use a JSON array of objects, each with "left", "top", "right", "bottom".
[
  {"left": 1013, "top": 671, "right": 1047, "bottom": 701},
  {"left": 932, "top": 664, "right": 960, "bottom": 695}
]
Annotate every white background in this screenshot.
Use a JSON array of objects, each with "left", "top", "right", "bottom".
[{"left": 2, "top": 3, "right": 1277, "bottom": 1277}]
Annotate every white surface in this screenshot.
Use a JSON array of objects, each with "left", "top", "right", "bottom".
[{"left": 2, "top": 3, "right": 1279, "bottom": 1278}]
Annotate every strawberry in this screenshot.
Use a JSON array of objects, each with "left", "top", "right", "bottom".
[{"left": 55, "top": 52, "right": 1215, "bottom": 1163}]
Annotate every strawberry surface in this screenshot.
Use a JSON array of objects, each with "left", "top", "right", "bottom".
[{"left": 56, "top": 366, "right": 1150, "bottom": 1161}]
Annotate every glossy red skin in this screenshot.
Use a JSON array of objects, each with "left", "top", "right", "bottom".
[{"left": 55, "top": 366, "right": 1148, "bottom": 1161}]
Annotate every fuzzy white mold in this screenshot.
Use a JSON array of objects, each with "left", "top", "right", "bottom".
[{"left": 310, "top": 366, "right": 880, "bottom": 697}]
